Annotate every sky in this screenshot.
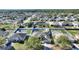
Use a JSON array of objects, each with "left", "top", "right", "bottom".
[{"left": 0, "top": 0, "right": 78, "bottom": 9}]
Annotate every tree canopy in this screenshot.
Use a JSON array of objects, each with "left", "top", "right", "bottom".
[{"left": 25, "top": 36, "right": 43, "bottom": 50}]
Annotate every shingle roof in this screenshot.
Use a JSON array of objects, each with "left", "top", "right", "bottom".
[
  {"left": 0, "top": 30, "right": 8, "bottom": 37},
  {"left": 9, "top": 33, "right": 27, "bottom": 42}
]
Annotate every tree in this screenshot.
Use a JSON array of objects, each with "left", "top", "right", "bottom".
[
  {"left": 28, "top": 22, "right": 33, "bottom": 27},
  {"left": 0, "top": 36, "right": 6, "bottom": 45},
  {"left": 1, "top": 28, "right": 6, "bottom": 31},
  {"left": 19, "top": 25, "right": 24, "bottom": 28},
  {"left": 53, "top": 34, "right": 72, "bottom": 49},
  {"left": 25, "top": 36, "right": 43, "bottom": 50}
]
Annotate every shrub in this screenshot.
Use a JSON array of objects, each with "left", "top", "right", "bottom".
[
  {"left": 25, "top": 36, "right": 43, "bottom": 50},
  {"left": 0, "top": 36, "right": 6, "bottom": 45},
  {"left": 53, "top": 34, "right": 72, "bottom": 49}
]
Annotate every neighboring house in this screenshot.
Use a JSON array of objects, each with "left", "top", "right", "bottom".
[
  {"left": 8, "top": 33, "right": 28, "bottom": 42},
  {"left": 50, "top": 22, "right": 64, "bottom": 27},
  {"left": 58, "top": 22, "right": 64, "bottom": 27},
  {"left": 72, "top": 22, "right": 79, "bottom": 28},
  {"left": 62, "top": 22, "right": 73, "bottom": 26},
  {"left": 64, "top": 17, "right": 69, "bottom": 21},
  {"left": 69, "top": 16, "right": 76, "bottom": 21},
  {"left": 32, "top": 31, "right": 51, "bottom": 43},
  {"left": 50, "top": 22, "right": 62, "bottom": 27},
  {"left": 47, "top": 22, "right": 54, "bottom": 26},
  {"left": 0, "top": 30, "right": 8, "bottom": 37},
  {"left": 32, "top": 31, "right": 43, "bottom": 37}
]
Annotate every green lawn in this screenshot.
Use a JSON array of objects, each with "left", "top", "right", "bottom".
[
  {"left": 67, "top": 30, "right": 79, "bottom": 36},
  {"left": 0, "top": 23, "right": 19, "bottom": 30},
  {"left": 26, "top": 30, "right": 32, "bottom": 34},
  {"left": 12, "top": 43, "right": 27, "bottom": 50},
  {"left": 0, "top": 24, "right": 14, "bottom": 29},
  {"left": 0, "top": 36, "right": 6, "bottom": 45}
]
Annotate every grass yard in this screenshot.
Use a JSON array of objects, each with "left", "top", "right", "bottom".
[
  {"left": 12, "top": 43, "right": 27, "bottom": 50},
  {"left": 0, "top": 23, "right": 19, "bottom": 30},
  {"left": 67, "top": 30, "right": 79, "bottom": 36},
  {"left": 26, "top": 30, "right": 32, "bottom": 34}
]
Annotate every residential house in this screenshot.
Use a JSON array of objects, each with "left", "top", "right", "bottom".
[{"left": 8, "top": 33, "right": 28, "bottom": 42}]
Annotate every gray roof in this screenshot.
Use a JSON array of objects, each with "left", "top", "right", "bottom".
[
  {"left": 9, "top": 33, "right": 27, "bottom": 41},
  {"left": 0, "top": 30, "right": 8, "bottom": 37}
]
